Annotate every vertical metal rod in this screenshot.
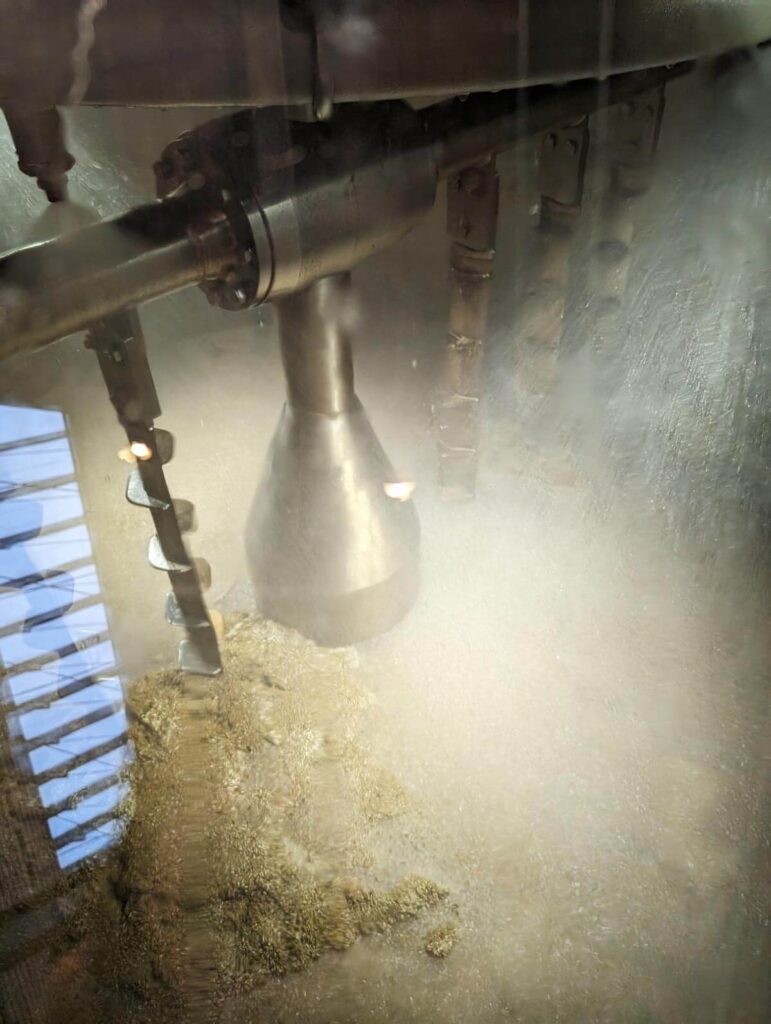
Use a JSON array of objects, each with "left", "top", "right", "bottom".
[{"left": 435, "top": 157, "right": 499, "bottom": 501}]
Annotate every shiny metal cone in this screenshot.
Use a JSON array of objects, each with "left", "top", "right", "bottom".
[
  {"left": 246, "top": 399, "right": 419, "bottom": 645},
  {"left": 246, "top": 273, "right": 420, "bottom": 645}
]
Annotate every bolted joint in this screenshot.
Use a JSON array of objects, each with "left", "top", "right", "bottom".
[
  {"left": 537, "top": 117, "right": 590, "bottom": 209},
  {"left": 447, "top": 159, "right": 499, "bottom": 251}
]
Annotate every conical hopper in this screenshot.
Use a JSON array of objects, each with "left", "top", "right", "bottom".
[{"left": 246, "top": 274, "right": 419, "bottom": 645}]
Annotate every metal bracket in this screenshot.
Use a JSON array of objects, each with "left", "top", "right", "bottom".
[
  {"left": 590, "top": 85, "right": 666, "bottom": 304},
  {"left": 435, "top": 158, "right": 499, "bottom": 501},
  {"left": 85, "top": 311, "right": 222, "bottom": 677},
  {"left": 515, "top": 116, "right": 590, "bottom": 393},
  {"left": 538, "top": 119, "right": 590, "bottom": 208}
]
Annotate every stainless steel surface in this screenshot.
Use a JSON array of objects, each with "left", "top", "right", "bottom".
[
  {"left": 0, "top": 0, "right": 309, "bottom": 107},
  {"left": 279, "top": 274, "right": 355, "bottom": 415},
  {"left": 312, "top": 0, "right": 771, "bottom": 101},
  {"left": 246, "top": 274, "right": 420, "bottom": 644},
  {"left": 0, "top": 197, "right": 225, "bottom": 359},
  {"left": 242, "top": 105, "right": 437, "bottom": 300},
  {"left": 0, "top": 102, "right": 436, "bottom": 358},
  {"left": 1, "top": 105, "right": 73, "bottom": 201},
  {"left": 0, "top": 65, "right": 690, "bottom": 365},
  {"left": 0, "top": 0, "right": 768, "bottom": 107}
]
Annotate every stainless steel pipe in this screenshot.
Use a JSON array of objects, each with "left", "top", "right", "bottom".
[
  {"left": 0, "top": 198, "right": 229, "bottom": 360},
  {"left": 0, "top": 64, "right": 691, "bottom": 364},
  {"left": 279, "top": 276, "right": 356, "bottom": 415}
]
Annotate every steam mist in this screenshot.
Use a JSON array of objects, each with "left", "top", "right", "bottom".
[
  {"left": 261, "top": 55, "right": 770, "bottom": 1023},
  {"left": 0, "top": 48, "right": 768, "bottom": 1024}
]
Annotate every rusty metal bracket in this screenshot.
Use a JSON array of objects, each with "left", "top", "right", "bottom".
[
  {"left": 516, "top": 116, "right": 590, "bottom": 393},
  {"left": 590, "top": 86, "right": 666, "bottom": 304},
  {"left": 434, "top": 158, "right": 499, "bottom": 500},
  {"left": 539, "top": 120, "right": 591, "bottom": 207}
]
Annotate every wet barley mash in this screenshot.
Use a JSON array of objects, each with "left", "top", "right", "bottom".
[{"left": 47, "top": 615, "right": 461, "bottom": 1023}]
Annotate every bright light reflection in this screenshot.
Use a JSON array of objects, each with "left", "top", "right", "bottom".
[
  {"left": 129, "top": 441, "right": 152, "bottom": 461},
  {"left": 384, "top": 480, "right": 415, "bottom": 501}
]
